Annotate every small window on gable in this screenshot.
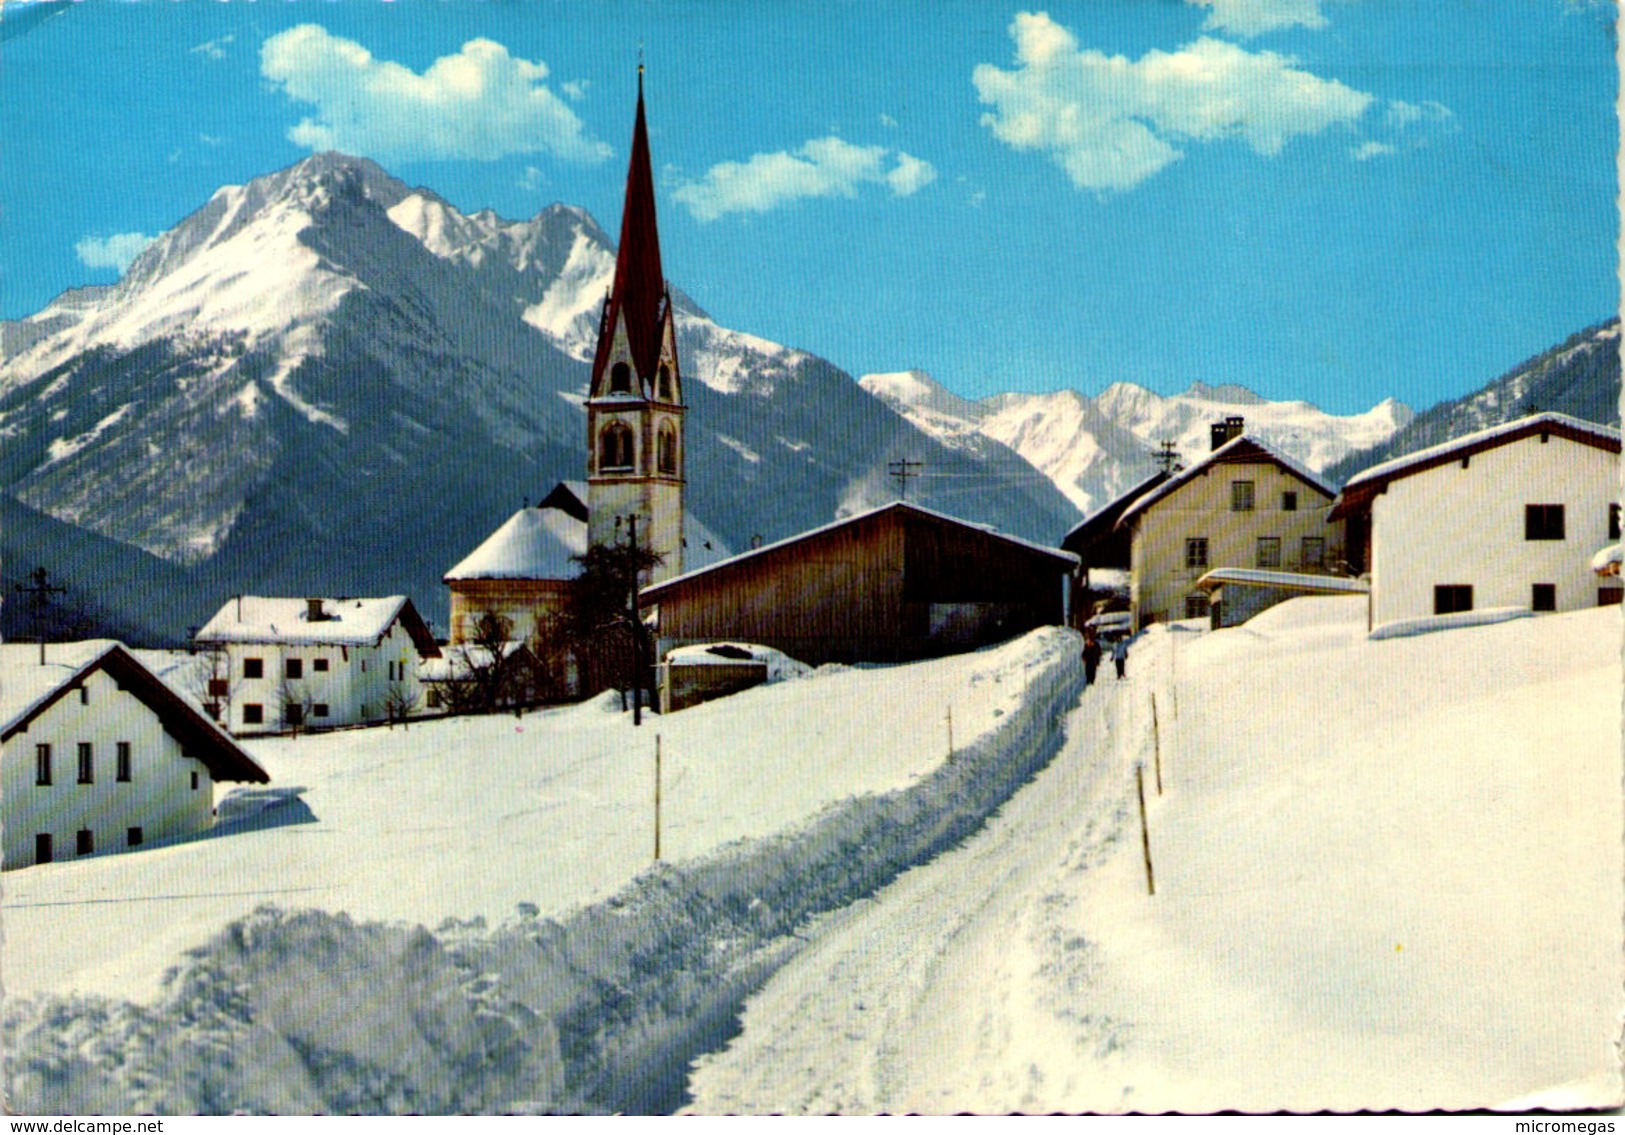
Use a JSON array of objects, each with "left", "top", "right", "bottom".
[
  {"left": 77, "top": 742, "right": 93, "bottom": 785},
  {"left": 35, "top": 743, "right": 51, "bottom": 786},
  {"left": 1231, "top": 480, "right": 1255, "bottom": 512},
  {"left": 1282, "top": 490, "right": 1297, "bottom": 512},
  {"left": 610, "top": 361, "right": 632, "bottom": 394},
  {"left": 1525, "top": 504, "right": 1565, "bottom": 541},
  {"left": 117, "top": 741, "right": 132, "bottom": 782},
  {"left": 191, "top": 770, "right": 200, "bottom": 791},
  {"left": 79, "top": 685, "right": 89, "bottom": 706},
  {"left": 1460, "top": 455, "right": 1470, "bottom": 469}
]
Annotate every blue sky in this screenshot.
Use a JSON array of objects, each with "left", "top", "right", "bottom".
[{"left": 1, "top": 0, "right": 1616, "bottom": 414}]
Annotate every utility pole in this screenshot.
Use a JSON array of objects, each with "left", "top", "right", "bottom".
[
  {"left": 15, "top": 567, "right": 66, "bottom": 666},
  {"left": 1155, "top": 440, "right": 1180, "bottom": 474},
  {"left": 888, "top": 457, "right": 922, "bottom": 500},
  {"left": 627, "top": 514, "right": 643, "bottom": 727}
]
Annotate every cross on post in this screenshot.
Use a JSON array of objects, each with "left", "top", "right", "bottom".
[
  {"left": 888, "top": 457, "right": 922, "bottom": 501},
  {"left": 14, "top": 566, "right": 67, "bottom": 666}
]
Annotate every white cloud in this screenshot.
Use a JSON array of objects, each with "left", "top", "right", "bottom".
[
  {"left": 519, "top": 165, "right": 546, "bottom": 191},
  {"left": 1350, "top": 140, "right": 1394, "bottom": 161},
  {"left": 260, "top": 25, "right": 611, "bottom": 165},
  {"left": 673, "top": 137, "right": 937, "bottom": 221},
  {"left": 1188, "top": 0, "right": 1328, "bottom": 37},
  {"left": 562, "top": 80, "right": 588, "bottom": 101},
  {"left": 973, "top": 12, "right": 1375, "bottom": 192},
  {"left": 75, "top": 232, "right": 155, "bottom": 272},
  {"left": 191, "top": 34, "right": 235, "bottom": 60},
  {"left": 879, "top": 112, "right": 899, "bottom": 128}
]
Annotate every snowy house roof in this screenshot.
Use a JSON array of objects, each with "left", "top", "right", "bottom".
[
  {"left": 641, "top": 500, "right": 1078, "bottom": 604},
  {"left": 1062, "top": 468, "right": 1172, "bottom": 551},
  {"left": 1331, "top": 413, "right": 1622, "bottom": 522},
  {"left": 445, "top": 506, "right": 589, "bottom": 582},
  {"left": 1193, "top": 568, "right": 1369, "bottom": 594},
  {"left": 1115, "top": 435, "right": 1334, "bottom": 531},
  {"left": 0, "top": 641, "right": 268, "bottom": 783},
  {"left": 195, "top": 595, "right": 439, "bottom": 656}
]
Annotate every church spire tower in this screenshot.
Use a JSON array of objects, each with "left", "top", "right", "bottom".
[{"left": 586, "top": 64, "right": 686, "bottom": 583}]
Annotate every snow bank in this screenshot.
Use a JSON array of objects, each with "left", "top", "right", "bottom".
[
  {"left": 1369, "top": 605, "right": 1530, "bottom": 640},
  {"left": 3, "top": 629, "right": 1083, "bottom": 1114}
]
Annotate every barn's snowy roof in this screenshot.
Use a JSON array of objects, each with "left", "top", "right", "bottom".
[
  {"left": 0, "top": 641, "right": 268, "bottom": 782},
  {"left": 641, "top": 500, "right": 1078, "bottom": 604},
  {"left": 1115, "top": 435, "right": 1333, "bottom": 531},
  {"left": 1193, "top": 568, "right": 1369, "bottom": 594},
  {"left": 1331, "top": 413, "right": 1622, "bottom": 521},
  {"left": 195, "top": 596, "right": 437, "bottom": 654},
  {"left": 445, "top": 506, "right": 588, "bottom": 582}
]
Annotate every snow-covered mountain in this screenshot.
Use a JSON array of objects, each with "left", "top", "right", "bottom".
[
  {"left": 0, "top": 154, "right": 1076, "bottom": 642},
  {"left": 861, "top": 370, "right": 1413, "bottom": 515},
  {"left": 1322, "top": 318, "right": 1622, "bottom": 487}
]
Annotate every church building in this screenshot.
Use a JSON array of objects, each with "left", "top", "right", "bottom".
[{"left": 444, "top": 70, "right": 720, "bottom": 681}]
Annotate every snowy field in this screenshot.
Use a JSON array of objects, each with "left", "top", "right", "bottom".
[
  {"left": 3, "top": 630, "right": 1084, "bottom": 1112},
  {"left": 688, "top": 597, "right": 1624, "bottom": 1114}
]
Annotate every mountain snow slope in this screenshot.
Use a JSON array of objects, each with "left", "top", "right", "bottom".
[
  {"left": 1323, "top": 318, "right": 1622, "bottom": 486},
  {"left": 0, "top": 154, "right": 1076, "bottom": 641},
  {"left": 688, "top": 600, "right": 1622, "bottom": 1114},
  {"left": 862, "top": 370, "right": 1412, "bottom": 515}
]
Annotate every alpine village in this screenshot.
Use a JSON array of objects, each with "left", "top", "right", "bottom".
[{"left": 0, "top": 57, "right": 1619, "bottom": 1117}]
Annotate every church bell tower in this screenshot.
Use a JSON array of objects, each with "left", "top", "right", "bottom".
[{"left": 585, "top": 65, "right": 686, "bottom": 584}]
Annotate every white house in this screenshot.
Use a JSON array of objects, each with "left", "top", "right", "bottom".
[
  {"left": 1330, "top": 412, "right": 1623, "bottom": 630},
  {"left": 193, "top": 596, "right": 441, "bottom": 735},
  {"left": 0, "top": 641, "right": 269, "bottom": 869}
]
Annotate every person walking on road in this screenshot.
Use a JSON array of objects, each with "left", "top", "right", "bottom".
[
  {"left": 1111, "top": 635, "right": 1128, "bottom": 680},
  {"left": 1082, "top": 632, "right": 1102, "bottom": 686}
]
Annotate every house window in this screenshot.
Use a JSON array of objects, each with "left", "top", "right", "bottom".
[
  {"left": 609, "top": 361, "right": 632, "bottom": 394},
  {"left": 1600, "top": 587, "right": 1623, "bottom": 607},
  {"left": 313, "top": 703, "right": 330, "bottom": 718},
  {"left": 1184, "top": 594, "right": 1210, "bottom": 619},
  {"left": 35, "top": 743, "right": 51, "bottom": 786},
  {"left": 314, "top": 657, "right": 330, "bottom": 672},
  {"left": 600, "top": 422, "right": 634, "bottom": 471},
  {"left": 1231, "top": 481, "right": 1255, "bottom": 512},
  {"left": 35, "top": 834, "right": 52, "bottom": 865},
  {"left": 76, "top": 829, "right": 93, "bottom": 856},
  {"left": 243, "top": 703, "right": 264, "bottom": 725},
  {"left": 117, "top": 741, "right": 132, "bottom": 782},
  {"left": 1256, "top": 537, "right": 1281, "bottom": 569},
  {"left": 77, "top": 742, "right": 93, "bottom": 784},
  {"left": 1434, "top": 585, "right": 1474, "bottom": 615},
  {"left": 1282, "top": 490, "right": 1298, "bottom": 512},
  {"left": 1525, "top": 504, "right": 1565, "bottom": 541},
  {"left": 285, "top": 657, "right": 303, "bottom": 679},
  {"left": 243, "top": 657, "right": 264, "bottom": 679},
  {"left": 191, "top": 770, "right": 200, "bottom": 791},
  {"left": 657, "top": 424, "right": 678, "bottom": 475},
  {"left": 1185, "top": 538, "right": 1209, "bottom": 570},
  {"left": 427, "top": 689, "right": 443, "bottom": 708},
  {"left": 127, "top": 826, "right": 143, "bottom": 848},
  {"left": 1460, "top": 455, "right": 1470, "bottom": 469},
  {"left": 1610, "top": 504, "right": 1620, "bottom": 541},
  {"left": 1300, "top": 536, "right": 1325, "bottom": 569},
  {"left": 79, "top": 685, "right": 89, "bottom": 705},
  {"left": 1532, "top": 583, "right": 1556, "bottom": 612}
]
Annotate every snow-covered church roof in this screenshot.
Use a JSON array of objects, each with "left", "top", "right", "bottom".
[{"left": 445, "top": 499, "right": 735, "bottom": 583}]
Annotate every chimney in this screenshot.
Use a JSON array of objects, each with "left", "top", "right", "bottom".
[
  {"left": 1210, "top": 416, "right": 1245, "bottom": 451},
  {"left": 306, "top": 598, "right": 326, "bottom": 623}
]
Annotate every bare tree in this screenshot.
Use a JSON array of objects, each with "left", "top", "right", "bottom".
[
  {"left": 187, "top": 642, "right": 237, "bottom": 725},
  {"left": 382, "top": 677, "right": 421, "bottom": 729},
  {"left": 279, "top": 676, "right": 316, "bottom": 738}
]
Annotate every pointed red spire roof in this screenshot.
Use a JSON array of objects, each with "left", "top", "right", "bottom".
[{"left": 594, "top": 67, "right": 668, "bottom": 387}]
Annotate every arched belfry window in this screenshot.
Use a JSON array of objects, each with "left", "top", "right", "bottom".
[
  {"left": 657, "top": 422, "right": 678, "bottom": 475},
  {"left": 609, "top": 361, "right": 632, "bottom": 395},
  {"left": 600, "top": 421, "right": 634, "bottom": 471},
  {"left": 657, "top": 363, "right": 674, "bottom": 402}
]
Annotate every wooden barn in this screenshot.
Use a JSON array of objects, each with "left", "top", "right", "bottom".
[{"left": 639, "top": 501, "right": 1078, "bottom": 666}]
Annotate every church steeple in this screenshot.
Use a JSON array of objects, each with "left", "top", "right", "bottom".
[
  {"left": 585, "top": 65, "right": 686, "bottom": 583},
  {"left": 591, "top": 66, "right": 670, "bottom": 393}
]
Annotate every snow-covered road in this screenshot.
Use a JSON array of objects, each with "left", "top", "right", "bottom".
[{"left": 689, "top": 599, "right": 1623, "bottom": 1114}]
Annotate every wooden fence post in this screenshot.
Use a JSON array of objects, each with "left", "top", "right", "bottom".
[
  {"left": 1151, "top": 694, "right": 1163, "bottom": 796},
  {"left": 1136, "top": 763, "right": 1156, "bottom": 896}
]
